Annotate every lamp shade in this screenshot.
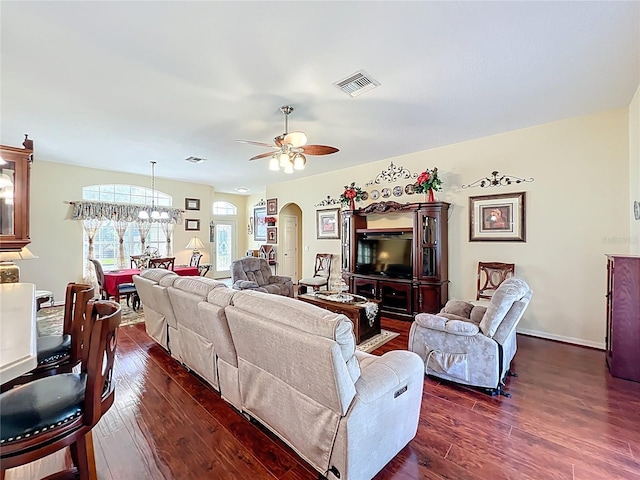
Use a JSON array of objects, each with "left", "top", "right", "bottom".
[
  {"left": 185, "top": 237, "right": 205, "bottom": 250},
  {"left": 0, "top": 246, "right": 38, "bottom": 262}
]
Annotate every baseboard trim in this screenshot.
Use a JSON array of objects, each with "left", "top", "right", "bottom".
[{"left": 517, "top": 328, "right": 605, "bottom": 350}]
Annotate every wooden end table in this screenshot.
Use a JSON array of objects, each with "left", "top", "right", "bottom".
[{"left": 298, "top": 293, "right": 381, "bottom": 344}]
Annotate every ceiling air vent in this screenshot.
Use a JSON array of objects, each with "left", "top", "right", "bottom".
[
  {"left": 185, "top": 156, "right": 206, "bottom": 164},
  {"left": 334, "top": 70, "right": 380, "bottom": 97}
]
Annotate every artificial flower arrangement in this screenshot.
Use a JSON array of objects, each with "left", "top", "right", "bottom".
[
  {"left": 413, "top": 167, "right": 443, "bottom": 193},
  {"left": 339, "top": 182, "right": 366, "bottom": 207},
  {"left": 265, "top": 216, "right": 277, "bottom": 225}
]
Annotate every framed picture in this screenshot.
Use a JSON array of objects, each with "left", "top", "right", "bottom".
[
  {"left": 316, "top": 208, "right": 340, "bottom": 240},
  {"left": 185, "top": 198, "right": 200, "bottom": 211},
  {"left": 185, "top": 219, "right": 201, "bottom": 231},
  {"left": 267, "top": 226, "right": 277, "bottom": 244},
  {"left": 469, "top": 192, "right": 526, "bottom": 242},
  {"left": 254, "top": 206, "right": 267, "bottom": 241},
  {"left": 267, "top": 198, "right": 278, "bottom": 215}
]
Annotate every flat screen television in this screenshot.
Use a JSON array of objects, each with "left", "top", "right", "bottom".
[{"left": 355, "top": 229, "right": 413, "bottom": 279}]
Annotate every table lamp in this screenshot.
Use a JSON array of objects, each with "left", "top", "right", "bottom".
[
  {"left": 0, "top": 246, "right": 38, "bottom": 283},
  {"left": 185, "top": 237, "right": 205, "bottom": 254}
]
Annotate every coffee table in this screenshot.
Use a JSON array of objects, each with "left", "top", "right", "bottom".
[{"left": 298, "top": 293, "right": 381, "bottom": 344}]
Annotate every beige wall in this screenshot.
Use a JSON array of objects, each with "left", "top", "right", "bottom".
[
  {"left": 19, "top": 161, "right": 246, "bottom": 302},
  {"left": 18, "top": 104, "right": 635, "bottom": 348},
  {"left": 267, "top": 109, "right": 630, "bottom": 348},
  {"left": 630, "top": 84, "right": 640, "bottom": 255}
]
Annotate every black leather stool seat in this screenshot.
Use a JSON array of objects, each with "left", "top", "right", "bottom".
[
  {"left": 36, "top": 334, "right": 71, "bottom": 365},
  {"left": 0, "top": 373, "right": 86, "bottom": 444},
  {"left": 118, "top": 283, "right": 140, "bottom": 310}
]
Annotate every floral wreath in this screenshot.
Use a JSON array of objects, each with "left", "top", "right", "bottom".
[
  {"left": 413, "top": 168, "right": 442, "bottom": 193},
  {"left": 339, "top": 182, "right": 366, "bottom": 207}
]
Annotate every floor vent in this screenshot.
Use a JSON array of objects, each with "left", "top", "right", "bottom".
[
  {"left": 185, "top": 156, "right": 206, "bottom": 164},
  {"left": 334, "top": 70, "right": 380, "bottom": 97}
]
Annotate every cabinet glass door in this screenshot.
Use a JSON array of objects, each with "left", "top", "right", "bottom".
[
  {"left": 421, "top": 215, "right": 438, "bottom": 277},
  {"left": 0, "top": 162, "right": 15, "bottom": 235}
]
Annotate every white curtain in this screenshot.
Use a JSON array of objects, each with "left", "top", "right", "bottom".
[
  {"left": 135, "top": 220, "right": 152, "bottom": 252},
  {"left": 161, "top": 222, "right": 175, "bottom": 256},
  {"left": 112, "top": 220, "right": 129, "bottom": 269},
  {"left": 82, "top": 218, "right": 105, "bottom": 290}
]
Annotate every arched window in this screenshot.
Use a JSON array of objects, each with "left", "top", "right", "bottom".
[
  {"left": 82, "top": 184, "right": 172, "bottom": 271},
  {"left": 212, "top": 201, "right": 237, "bottom": 215}
]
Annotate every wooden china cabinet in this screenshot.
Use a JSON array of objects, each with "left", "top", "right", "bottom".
[
  {"left": 0, "top": 136, "right": 33, "bottom": 251},
  {"left": 342, "top": 200, "right": 449, "bottom": 320},
  {"left": 605, "top": 255, "right": 640, "bottom": 383}
]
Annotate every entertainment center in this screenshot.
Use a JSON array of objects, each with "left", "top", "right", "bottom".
[{"left": 341, "top": 200, "right": 450, "bottom": 320}]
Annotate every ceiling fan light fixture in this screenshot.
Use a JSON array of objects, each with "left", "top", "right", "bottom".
[
  {"left": 293, "top": 153, "right": 306, "bottom": 170},
  {"left": 279, "top": 151, "right": 290, "bottom": 167},
  {"left": 284, "top": 131, "right": 307, "bottom": 148},
  {"left": 283, "top": 162, "right": 294, "bottom": 174},
  {"left": 269, "top": 156, "right": 280, "bottom": 171}
]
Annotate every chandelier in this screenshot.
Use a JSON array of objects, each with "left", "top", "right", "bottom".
[{"left": 138, "top": 161, "right": 168, "bottom": 220}]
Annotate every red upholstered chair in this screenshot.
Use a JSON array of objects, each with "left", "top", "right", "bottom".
[{"left": 0, "top": 299, "right": 122, "bottom": 479}]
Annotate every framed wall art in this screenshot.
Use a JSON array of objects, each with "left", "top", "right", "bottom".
[
  {"left": 267, "top": 226, "right": 277, "bottom": 244},
  {"left": 316, "top": 208, "right": 340, "bottom": 240},
  {"left": 185, "top": 198, "right": 200, "bottom": 211},
  {"left": 267, "top": 198, "right": 278, "bottom": 215},
  {"left": 185, "top": 218, "right": 201, "bottom": 231},
  {"left": 469, "top": 192, "right": 526, "bottom": 242},
  {"left": 254, "top": 206, "right": 267, "bottom": 241}
]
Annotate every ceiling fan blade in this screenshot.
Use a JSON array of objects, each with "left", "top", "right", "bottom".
[
  {"left": 249, "top": 152, "right": 276, "bottom": 161},
  {"left": 236, "top": 139, "right": 278, "bottom": 148},
  {"left": 300, "top": 145, "right": 339, "bottom": 155}
]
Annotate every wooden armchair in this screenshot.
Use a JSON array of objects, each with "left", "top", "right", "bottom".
[{"left": 477, "top": 262, "right": 515, "bottom": 300}]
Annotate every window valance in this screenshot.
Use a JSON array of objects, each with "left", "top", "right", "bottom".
[{"left": 69, "top": 201, "right": 183, "bottom": 224}]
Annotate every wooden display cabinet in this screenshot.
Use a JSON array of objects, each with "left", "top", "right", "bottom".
[
  {"left": 0, "top": 137, "right": 33, "bottom": 251},
  {"left": 342, "top": 200, "right": 450, "bottom": 320}
]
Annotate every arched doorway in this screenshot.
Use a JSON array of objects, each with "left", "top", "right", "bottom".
[{"left": 279, "top": 202, "right": 302, "bottom": 283}]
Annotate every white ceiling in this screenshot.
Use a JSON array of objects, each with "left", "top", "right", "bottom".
[{"left": 1, "top": 1, "right": 638, "bottom": 194}]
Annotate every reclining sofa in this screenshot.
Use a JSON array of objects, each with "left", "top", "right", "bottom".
[{"left": 133, "top": 269, "right": 424, "bottom": 480}]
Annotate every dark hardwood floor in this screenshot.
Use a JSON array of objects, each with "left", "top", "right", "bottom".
[{"left": 6, "top": 318, "right": 640, "bottom": 479}]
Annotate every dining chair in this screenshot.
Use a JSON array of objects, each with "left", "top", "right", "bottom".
[
  {"left": 298, "top": 253, "right": 333, "bottom": 294},
  {"left": 130, "top": 254, "right": 149, "bottom": 269},
  {"left": 148, "top": 256, "right": 175, "bottom": 270},
  {"left": 476, "top": 262, "right": 516, "bottom": 300},
  {"left": 0, "top": 299, "right": 122, "bottom": 479},
  {"left": 90, "top": 258, "right": 139, "bottom": 308},
  {"left": 1, "top": 282, "right": 95, "bottom": 393}
]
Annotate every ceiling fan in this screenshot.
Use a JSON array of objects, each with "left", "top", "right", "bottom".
[{"left": 236, "top": 105, "right": 339, "bottom": 173}]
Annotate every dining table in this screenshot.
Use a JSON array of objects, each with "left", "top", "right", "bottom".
[{"left": 103, "top": 266, "right": 199, "bottom": 299}]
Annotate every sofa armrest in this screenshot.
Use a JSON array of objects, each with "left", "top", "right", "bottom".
[
  {"left": 233, "top": 280, "right": 268, "bottom": 294},
  {"left": 269, "top": 275, "right": 292, "bottom": 285},
  {"left": 354, "top": 350, "right": 424, "bottom": 404}
]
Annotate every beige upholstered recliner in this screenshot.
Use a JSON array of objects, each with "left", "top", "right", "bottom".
[
  {"left": 409, "top": 277, "right": 532, "bottom": 397},
  {"left": 230, "top": 256, "right": 294, "bottom": 297}
]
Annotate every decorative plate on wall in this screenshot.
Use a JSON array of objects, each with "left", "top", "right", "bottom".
[
  {"left": 370, "top": 189, "right": 380, "bottom": 200},
  {"left": 392, "top": 186, "right": 403, "bottom": 197},
  {"left": 361, "top": 191, "right": 369, "bottom": 200},
  {"left": 405, "top": 184, "right": 415, "bottom": 195},
  {"left": 381, "top": 188, "right": 391, "bottom": 198}
]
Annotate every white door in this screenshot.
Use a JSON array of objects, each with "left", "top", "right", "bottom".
[
  {"left": 281, "top": 215, "right": 298, "bottom": 282},
  {"left": 212, "top": 220, "right": 236, "bottom": 278}
]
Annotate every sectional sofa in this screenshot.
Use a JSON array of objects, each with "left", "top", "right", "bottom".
[{"left": 133, "top": 269, "right": 424, "bottom": 480}]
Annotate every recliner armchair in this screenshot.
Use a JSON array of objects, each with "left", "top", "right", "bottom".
[
  {"left": 408, "top": 277, "right": 532, "bottom": 396},
  {"left": 231, "top": 256, "right": 294, "bottom": 297}
]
